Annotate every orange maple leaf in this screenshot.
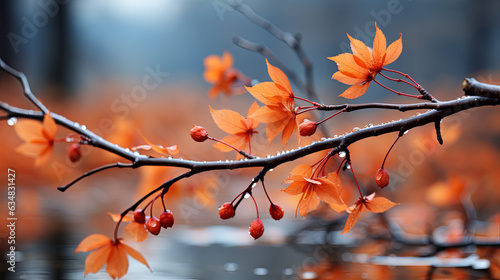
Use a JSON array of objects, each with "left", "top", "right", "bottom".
[
  {"left": 246, "top": 59, "right": 299, "bottom": 146},
  {"left": 203, "top": 51, "right": 243, "bottom": 99},
  {"left": 136, "top": 131, "right": 179, "bottom": 156},
  {"left": 108, "top": 213, "right": 148, "bottom": 242},
  {"left": 14, "top": 113, "right": 57, "bottom": 166},
  {"left": 210, "top": 101, "right": 260, "bottom": 158},
  {"left": 283, "top": 165, "right": 346, "bottom": 217},
  {"left": 342, "top": 192, "right": 399, "bottom": 234},
  {"left": 328, "top": 23, "right": 403, "bottom": 99},
  {"left": 74, "top": 234, "right": 151, "bottom": 279}
]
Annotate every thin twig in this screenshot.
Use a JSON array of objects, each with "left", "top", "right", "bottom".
[{"left": 57, "top": 162, "right": 136, "bottom": 192}]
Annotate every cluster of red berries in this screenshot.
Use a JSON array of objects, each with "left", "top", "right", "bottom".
[
  {"left": 133, "top": 209, "right": 174, "bottom": 236},
  {"left": 218, "top": 202, "right": 284, "bottom": 240}
]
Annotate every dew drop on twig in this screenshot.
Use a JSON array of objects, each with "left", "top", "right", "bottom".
[{"left": 7, "top": 117, "right": 17, "bottom": 126}]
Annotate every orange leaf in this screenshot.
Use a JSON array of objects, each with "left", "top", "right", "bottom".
[
  {"left": 266, "top": 59, "right": 292, "bottom": 93},
  {"left": 332, "top": 71, "right": 368, "bottom": 85},
  {"left": 347, "top": 34, "right": 372, "bottom": 68},
  {"left": 139, "top": 131, "right": 179, "bottom": 155},
  {"left": 124, "top": 222, "right": 148, "bottom": 242},
  {"left": 341, "top": 202, "right": 363, "bottom": 234},
  {"left": 74, "top": 234, "right": 111, "bottom": 254},
  {"left": 298, "top": 187, "right": 320, "bottom": 217},
  {"left": 281, "top": 117, "right": 297, "bottom": 147},
  {"left": 213, "top": 134, "right": 245, "bottom": 152},
  {"left": 106, "top": 243, "right": 129, "bottom": 279},
  {"left": 107, "top": 212, "right": 134, "bottom": 223},
  {"left": 251, "top": 105, "right": 289, "bottom": 123},
  {"left": 14, "top": 119, "right": 45, "bottom": 142},
  {"left": 84, "top": 243, "right": 112, "bottom": 276},
  {"left": 42, "top": 113, "right": 57, "bottom": 140},
  {"left": 209, "top": 106, "right": 246, "bottom": 134},
  {"left": 247, "top": 100, "right": 260, "bottom": 117},
  {"left": 365, "top": 196, "right": 399, "bottom": 213},
  {"left": 316, "top": 176, "right": 343, "bottom": 205},
  {"left": 121, "top": 243, "right": 151, "bottom": 271},
  {"left": 264, "top": 120, "right": 287, "bottom": 145},
  {"left": 245, "top": 82, "right": 282, "bottom": 105},
  {"left": 384, "top": 33, "right": 403, "bottom": 65},
  {"left": 339, "top": 82, "right": 371, "bottom": 99},
  {"left": 328, "top": 53, "right": 369, "bottom": 79},
  {"left": 372, "top": 23, "right": 387, "bottom": 67}
]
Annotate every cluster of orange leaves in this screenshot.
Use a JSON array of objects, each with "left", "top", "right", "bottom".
[
  {"left": 328, "top": 23, "right": 402, "bottom": 99},
  {"left": 283, "top": 164, "right": 398, "bottom": 234},
  {"left": 210, "top": 59, "right": 299, "bottom": 152}
]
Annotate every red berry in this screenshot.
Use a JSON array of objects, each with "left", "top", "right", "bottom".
[
  {"left": 146, "top": 217, "right": 161, "bottom": 235},
  {"left": 249, "top": 218, "right": 264, "bottom": 240},
  {"left": 190, "top": 125, "right": 208, "bottom": 142},
  {"left": 218, "top": 203, "right": 235, "bottom": 220},
  {"left": 375, "top": 168, "right": 390, "bottom": 188},
  {"left": 299, "top": 120, "right": 317, "bottom": 137},
  {"left": 160, "top": 210, "right": 174, "bottom": 228},
  {"left": 133, "top": 209, "right": 146, "bottom": 224},
  {"left": 269, "top": 203, "right": 284, "bottom": 220},
  {"left": 68, "top": 143, "right": 82, "bottom": 162}
]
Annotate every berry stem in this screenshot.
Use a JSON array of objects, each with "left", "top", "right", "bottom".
[
  {"left": 315, "top": 108, "right": 346, "bottom": 125},
  {"left": 161, "top": 194, "right": 167, "bottom": 212},
  {"left": 113, "top": 215, "right": 123, "bottom": 242},
  {"left": 261, "top": 180, "right": 273, "bottom": 204},
  {"left": 381, "top": 134, "right": 401, "bottom": 169},
  {"left": 348, "top": 161, "right": 364, "bottom": 198},
  {"left": 250, "top": 193, "right": 260, "bottom": 219},
  {"left": 207, "top": 136, "right": 253, "bottom": 159}
]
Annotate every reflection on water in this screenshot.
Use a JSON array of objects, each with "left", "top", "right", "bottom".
[
  {"left": 6, "top": 221, "right": 309, "bottom": 280},
  {"left": 4, "top": 215, "right": 495, "bottom": 280}
]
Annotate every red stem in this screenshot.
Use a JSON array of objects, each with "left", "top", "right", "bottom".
[
  {"left": 348, "top": 161, "right": 363, "bottom": 198},
  {"left": 378, "top": 72, "right": 419, "bottom": 90},
  {"left": 315, "top": 108, "right": 346, "bottom": 125},
  {"left": 381, "top": 68, "right": 422, "bottom": 89},
  {"left": 261, "top": 180, "right": 273, "bottom": 204},
  {"left": 250, "top": 194, "right": 260, "bottom": 219},
  {"left": 294, "top": 95, "right": 319, "bottom": 105},
  {"left": 297, "top": 106, "right": 320, "bottom": 115},
  {"left": 373, "top": 79, "right": 423, "bottom": 99},
  {"left": 208, "top": 136, "right": 245, "bottom": 154},
  {"left": 381, "top": 135, "right": 401, "bottom": 168}
]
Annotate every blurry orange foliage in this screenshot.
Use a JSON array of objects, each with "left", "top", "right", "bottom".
[
  {"left": 14, "top": 113, "right": 57, "bottom": 166},
  {"left": 203, "top": 51, "right": 242, "bottom": 99}
]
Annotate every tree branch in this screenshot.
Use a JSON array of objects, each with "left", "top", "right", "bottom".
[
  {"left": 0, "top": 58, "right": 48, "bottom": 114},
  {"left": 463, "top": 78, "right": 500, "bottom": 99},
  {"left": 230, "top": 2, "right": 318, "bottom": 103}
]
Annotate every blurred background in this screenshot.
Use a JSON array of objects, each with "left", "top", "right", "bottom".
[{"left": 0, "top": 0, "right": 499, "bottom": 279}]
